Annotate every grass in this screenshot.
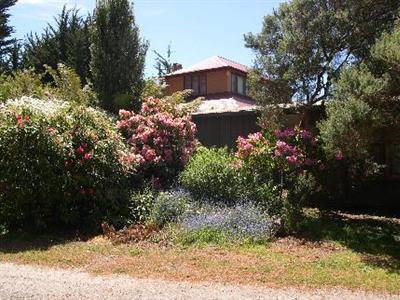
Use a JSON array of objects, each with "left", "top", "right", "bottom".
[{"left": 0, "top": 209, "right": 399, "bottom": 293}]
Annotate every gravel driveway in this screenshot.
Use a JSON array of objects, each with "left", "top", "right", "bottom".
[{"left": 0, "top": 262, "right": 398, "bottom": 300}]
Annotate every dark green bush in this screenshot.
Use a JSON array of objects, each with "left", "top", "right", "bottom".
[
  {"left": 179, "top": 147, "right": 245, "bottom": 203},
  {"left": 0, "top": 97, "right": 133, "bottom": 231}
]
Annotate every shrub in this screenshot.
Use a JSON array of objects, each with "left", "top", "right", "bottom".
[
  {"left": 179, "top": 147, "right": 245, "bottom": 203},
  {"left": 128, "top": 187, "right": 155, "bottom": 225},
  {"left": 0, "top": 97, "right": 132, "bottom": 231},
  {"left": 181, "top": 202, "right": 278, "bottom": 243},
  {"left": 235, "top": 128, "right": 322, "bottom": 232},
  {"left": 117, "top": 97, "right": 197, "bottom": 187},
  {"left": 151, "top": 190, "right": 191, "bottom": 228},
  {"left": 0, "top": 65, "right": 97, "bottom": 106}
]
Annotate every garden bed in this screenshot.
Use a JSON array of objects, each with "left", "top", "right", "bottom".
[{"left": 1, "top": 210, "right": 399, "bottom": 294}]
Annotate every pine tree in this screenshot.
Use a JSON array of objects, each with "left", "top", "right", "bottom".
[
  {"left": 90, "top": 0, "right": 148, "bottom": 113},
  {"left": 0, "top": 0, "right": 17, "bottom": 73},
  {"left": 154, "top": 44, "right": 173, "bottom": 77}
]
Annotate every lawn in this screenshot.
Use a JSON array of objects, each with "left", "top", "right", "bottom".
[{"left": 0, "top": 209, "right": 399, "bottom": 293}]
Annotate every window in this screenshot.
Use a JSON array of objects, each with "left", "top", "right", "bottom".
[
  {"left": 184, "top": 74, "right": 207, "bottom": 96},
  {"left": 231, "top": 73, "right": 247, "bottom": 95}
]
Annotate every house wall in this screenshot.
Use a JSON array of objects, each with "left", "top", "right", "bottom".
[
  {"left": 192, "top": 111, "right": 260, "bottom": 148},
  {"left": 165, "top": 68, "right": 230, "bottom": 96},
  {"left": 165, "top": 76, "right": 184, "bottom": 95},
  {"left": 206, "top": 69, "right": 229, "bottom": 94}
]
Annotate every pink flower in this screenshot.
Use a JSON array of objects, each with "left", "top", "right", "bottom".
[
  {"left": 300, "top": 130, "right": 312, "bottom": 140},
  {"left": 119, "top": 109, "right": 132, "bottom": 119},
  {"left": 335, "top": 150, "right": 344, "bottom": 161},
  {"left": 286, "top": 155, "right": 298, "bottom": 164},
  {"left": 83, "top": 153, "right": 92, "bottom": 161},
  {"left": 143, "top": 148, "right": 157, "bottom": 162},
  {"left": 274, "top": 149, "right": 282, "bottom": 157},
  {"left": 15, "top": 114, "right": 23, "bottom": 128},
  {"left": 76, "top": 146, "right": 85, "bottom": 154},
  {"left": 48, "top": 127, "right": 57, "bottom": 135}
]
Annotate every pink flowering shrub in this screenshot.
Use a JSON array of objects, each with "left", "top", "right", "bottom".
[
  {"left": 117, "top": 97, "right": 197, "bottom": 187},
  {"left": 236, "top": 128, "right": 321, "bottom": 175},
  {"left": 0, "top": 97, "right": 133, "bottom": 231},
  {"left": 235, "top": 127, "right": 322, "bottom": 232}
]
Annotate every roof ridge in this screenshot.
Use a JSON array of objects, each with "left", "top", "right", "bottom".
[{"left": 216, "top": 56, "right": 249, "bottom": 69}]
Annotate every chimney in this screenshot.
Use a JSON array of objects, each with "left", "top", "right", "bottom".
[{"left": 172, "top": 63, "right": 183, "bottom": 72}]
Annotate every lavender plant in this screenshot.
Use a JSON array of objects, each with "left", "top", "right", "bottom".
[{"left": 181, "top": 202, "right": 279, "bottom": 242}]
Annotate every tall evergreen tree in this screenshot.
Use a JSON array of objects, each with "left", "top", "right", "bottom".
[
  {"left": 0, "top": 0, "right": 17, "bottom": 73},
  {"left": 245, "top": 0, "right": 400, "bottom": 109},
  {"left": 90, "top": 0, "right": 148, "bottom": 113},
  {"left": 23, "top": 6, "right": 91, "bottom": 83}
]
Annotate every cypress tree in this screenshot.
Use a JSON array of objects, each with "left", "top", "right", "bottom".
[
  {"left": 90, "top": 0, "right": 148, "bottom": 113},
  {"left": 0, "top": 0, "right": 17, "bottom": 73},
  {"left": 23, "top": 6, "right": 91, "bottom": 84}
]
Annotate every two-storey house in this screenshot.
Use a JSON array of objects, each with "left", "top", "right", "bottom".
[{"left": 164, "top": 56, "right": 259, "bottom": 147}]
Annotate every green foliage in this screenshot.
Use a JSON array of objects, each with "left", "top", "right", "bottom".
[
  {"left": 128, "top": 187, "right": 154, "bottom": 224},
  {"left": 334, "top": 64, "right": 389, "bottom": 101},
  {"left": 0, "top": 97, "right": 132, "bottom": 231},
  {"left": 151, "top": 190, "right": 190, "bottom": 228},
  {"left": 0, "top": 65, "right": 97, "bottom": 106},
  {"left": 23, "top": 6, "right": 91, "bottom": 84},
  {"left": 141, "top": 78, "right": 165, "bottom": 100},
  {"left": 245, "top": 0, "right": 400, "bottom": 106},
  {"left": 318, "top": 98, "right": 376, "bottom": 162},
  {"left": 179, "top": 228, "right": 228, "bottom": 246},
  {"left": 0, "top": 69, "right": 46, "bottom": 102},
  {"left": 153, "top": 43, "right": 173, "bottom": 78},
  {"left": 90, "top": 0, "right": 148, "bottom": 113},
  {"left": 318, "top": 98, "right": 381, "bottom": 199},
  {"left": 44, "top": 64, "right": 98, "bottom": 106},
  {"left": 283, "top": 172, "right": 317, "bottom": 233},
  {"left": 0, "top": 0, "right": 17, "bottom": 73},
  {"left": 179, "top": 147, "right": 245, "bottom": 203}
]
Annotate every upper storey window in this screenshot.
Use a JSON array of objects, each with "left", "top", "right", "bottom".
[
  {"left": 184, "top": 74, "right": 207, "bottom": 96},
  {"left": 231, "top": 73, "right": 247, "bottom": 96}
]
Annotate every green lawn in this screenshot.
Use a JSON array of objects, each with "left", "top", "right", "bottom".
[{"left": 0, "top": 209, "right": 399, "bottom": 293}]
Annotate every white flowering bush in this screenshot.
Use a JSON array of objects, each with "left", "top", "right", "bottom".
[{"left": 0, "top": 97, "right": 133, "bottom": 231}]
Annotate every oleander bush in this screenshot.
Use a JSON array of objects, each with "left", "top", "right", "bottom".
[
  {"left": 117, "top": 96, "right": 197, "bottom": 188},
  {"left": 0, "top": 97, "right": 133, "bottom": 231}
]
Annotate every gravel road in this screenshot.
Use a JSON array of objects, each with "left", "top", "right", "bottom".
[{"left": 0, "top": 262, "right": 398, "bottom": 300}]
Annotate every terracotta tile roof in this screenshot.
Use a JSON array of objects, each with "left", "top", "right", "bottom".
[{"left": 165, "top": 56, "right": 250, "bottom": 76}]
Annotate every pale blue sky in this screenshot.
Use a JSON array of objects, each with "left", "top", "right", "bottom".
[{"left": 9, "top": 0, "right": 286, "bottom": 77}]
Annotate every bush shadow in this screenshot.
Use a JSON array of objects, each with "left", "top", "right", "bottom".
[
  {"left": 0, "top": 231, "right": 95, "bottom": 254},
  {"left": 299, "top": 209, "right": 400, "bottom": 273}
]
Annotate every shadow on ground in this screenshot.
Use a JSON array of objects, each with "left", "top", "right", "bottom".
[
  {"left": 0, "top": 231, "right": 94, "bottom": 254},
  {"left": 299, "top": 209, "right": 400, "bottom": 273}
]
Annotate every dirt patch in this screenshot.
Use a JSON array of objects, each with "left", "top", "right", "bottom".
[{"left": 101, "top": 223, "right": 159, "bottom": 245}]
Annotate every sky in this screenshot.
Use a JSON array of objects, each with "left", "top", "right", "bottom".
[{"left": 9, "top": 0, "right": 286, "bottom": 77}]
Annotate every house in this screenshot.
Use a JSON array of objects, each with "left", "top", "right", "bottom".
[{"left": 164, "top": 56, "right": 259, "bottom": 148}]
